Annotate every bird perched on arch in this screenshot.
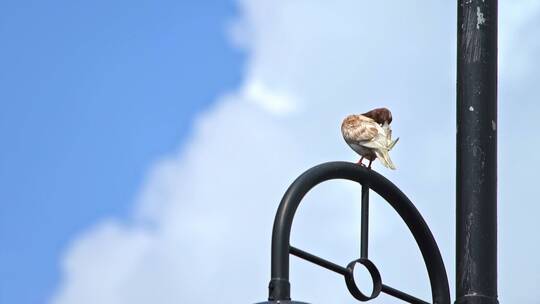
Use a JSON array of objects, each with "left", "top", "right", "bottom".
[{"left": 341, "top": 108, "right": 399, "bottom": 169}]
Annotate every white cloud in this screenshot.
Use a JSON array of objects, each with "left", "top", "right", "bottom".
[
  {"left": 242, "top": 79, "right": 299, "bottom": 115},
  {"left": 51, "top": 1, "right": 540, "bottom": 303}
]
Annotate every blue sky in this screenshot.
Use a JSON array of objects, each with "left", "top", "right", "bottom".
[{"left": 0, "top": 1, "right": 242, "bottom": 303}]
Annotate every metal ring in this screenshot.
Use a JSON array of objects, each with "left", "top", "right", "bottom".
[{"left": 344, "top": 258, "right": 382, "bottom": 301}]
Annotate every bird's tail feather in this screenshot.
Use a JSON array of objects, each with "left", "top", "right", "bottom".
[
  {"left": 375, "top": 149, "right": 396, "bottom": 170},
  {"left": 389, "top": 137, "right": 399, "bottom": 150}
]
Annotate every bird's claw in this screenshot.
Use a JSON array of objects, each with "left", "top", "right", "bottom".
[{"left": 356, "top": 160, "right": 367, "bottom": 168}]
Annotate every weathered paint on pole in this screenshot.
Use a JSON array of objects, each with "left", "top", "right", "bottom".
[{"left": 456, "top": 0, "right": 498, "bottom": 303}]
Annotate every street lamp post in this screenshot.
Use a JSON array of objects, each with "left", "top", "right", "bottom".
[{"left": 456, "top": 1, "right": 498, "bottom": 303}]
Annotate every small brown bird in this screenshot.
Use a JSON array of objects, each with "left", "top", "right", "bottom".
[{"left": 341, "top": 108, "right": 398, "bottom": 169}]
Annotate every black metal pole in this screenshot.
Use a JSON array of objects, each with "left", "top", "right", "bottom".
[
  {"left": 456, "top": 0, "right": 498, "bottom": 303},
  {"left": 361, "top": 185, "right": 369, "bottom": 258}
]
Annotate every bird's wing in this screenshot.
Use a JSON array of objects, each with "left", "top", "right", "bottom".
[
  {"left": 360, "top": 123, "right": 391, "bottom": 150},
  {"left": 361, "top": 136, "right": 388, "bottom": 150},
  {"left": 343, "top": 120, "right": 379, "bottom": 144},
  {"left": 380, "top": 121, "right": 399, "bottom": 150},
  {"left": 382, "top": 121, "right": 392, "bottom": 139}
]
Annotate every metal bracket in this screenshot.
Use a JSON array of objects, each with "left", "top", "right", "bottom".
[{"left": 261, "top": 161, "right": 450, "bottom": 304}]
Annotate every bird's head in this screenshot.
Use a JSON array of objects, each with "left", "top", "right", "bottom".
[{"left": 362, "top": 107, "right": 392, "bottom": 125}]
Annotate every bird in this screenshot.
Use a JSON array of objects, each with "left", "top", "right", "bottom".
[{"left": 341, "top": 108, "right": 399, "bottom": 169}]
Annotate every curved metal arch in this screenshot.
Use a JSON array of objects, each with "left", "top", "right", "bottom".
[{"left": 268, "top": 161, "right": 450, "bottom": 304}]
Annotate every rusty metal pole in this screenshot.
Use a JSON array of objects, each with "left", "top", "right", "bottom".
[{"left": 456, "top": 0, "right": 498, "bottom": 303}]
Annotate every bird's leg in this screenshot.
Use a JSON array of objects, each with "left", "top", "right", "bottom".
[
  {"left": 357, "top": 157, "right": 366, "bottom": 167},
  {"left": 368, "top": 159, "right": 373, "bottom": 169}
]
